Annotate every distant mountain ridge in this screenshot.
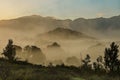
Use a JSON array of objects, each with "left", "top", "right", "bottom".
[
  {"left": 0, "top": 15, "right": 120, "bottom": 37},
  {"left": 70, "top": 15, "right": 120, "bottom": 32},
  {"left": 0, "top": 15, "right": 71, "bottom": 32}
]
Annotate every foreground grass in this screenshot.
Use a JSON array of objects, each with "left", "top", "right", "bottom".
[
  {"left": 72, "top": 77, "right": 85, "bottom": 80},
  {"left": 0, "top": 58, "right": 120, "bottom": 80}
]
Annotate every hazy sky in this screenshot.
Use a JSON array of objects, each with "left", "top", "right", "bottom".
[{"left": 0, "top": 0, "right": 120, "bottom": 20}]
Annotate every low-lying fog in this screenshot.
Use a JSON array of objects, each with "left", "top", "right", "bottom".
[{"left": 0, "top": 28, "right": 120, "bottom": 66}]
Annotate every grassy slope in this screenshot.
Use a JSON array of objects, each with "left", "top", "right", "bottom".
[
  {"left": 0, "top": 58, "right": 119, "bottom": 80},
  {"left": 0, "top": 58, "right": 84, "bottom": 80}
]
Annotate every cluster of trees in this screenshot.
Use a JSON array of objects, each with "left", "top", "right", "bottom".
[
  {"left": 81, "top": 42, "right": 120, "bottom": 73},
  {"left": 1, "top": 39, "right": 46, "bottom": 62}
]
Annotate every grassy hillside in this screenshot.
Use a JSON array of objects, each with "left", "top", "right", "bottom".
[
  {"left": 0, "top": 58, "right": 119, "bottom": 80},
  {"left": 0, "top": 58, "right": 81, "bottom": 80}
]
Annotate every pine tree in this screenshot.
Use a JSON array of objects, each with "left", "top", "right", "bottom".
[
  {"left": 2, "top": 39, "right": 16, "bottom": 61},
  {"left": 104, "top": 42, "right": 119, "bottom": 72}
]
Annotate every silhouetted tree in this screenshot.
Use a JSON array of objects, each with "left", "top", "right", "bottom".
[
  {"left": 104, "top": 42, "right": 119, "bottom": 72},
  {"left": 93, "top": 62, "right": 98, "bottom": 71},
  {"left": 93, "top": 56, "right": 104, "bottom": 71},
  {"left": 82, "top": 54, "right": 91, "bottom": 69},
  {"left": 2, "top": 39, "right": 16, "bottom": 61}
]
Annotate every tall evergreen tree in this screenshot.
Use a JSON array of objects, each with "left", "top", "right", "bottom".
[
  {"left": 104, "top": 42, "right": 119, "bottom": 72},
  {"left": 2, "top": 39, "right": 16, "bottom": 61}
]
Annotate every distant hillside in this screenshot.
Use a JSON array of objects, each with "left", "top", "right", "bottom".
[
  {"left": 37, "top": 27, "right": 94, "bottom": 40},
  {"left": 70, "top": 15, "right": 120, "bottom": 32},
  {"left": 0, "top": 15, "right": 71, "bottom": 32}
]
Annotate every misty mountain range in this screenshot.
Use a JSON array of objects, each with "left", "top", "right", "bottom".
[{"left": 0, "top": 15, "right": 120, "bottom": 38}]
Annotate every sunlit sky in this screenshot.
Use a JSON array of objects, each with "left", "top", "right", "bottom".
[{"left": 0, "top": 0, "right": 120, "bottom": 20}]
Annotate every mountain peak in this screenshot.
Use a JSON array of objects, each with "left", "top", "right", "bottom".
[
  {"left": 16, "top": 15, "right": 43, "bottom": 19},
  {"left": 48, "top": 27, "right": 82, "bottom": 35},
  {"left": 38, "top": 28, "right": 94, "bottom": 40}
]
